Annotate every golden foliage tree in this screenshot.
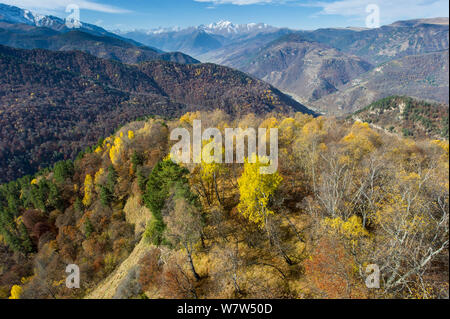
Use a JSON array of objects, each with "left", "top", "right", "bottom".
[
  {"left": 82, "top": 174, "right": 94, "bottom": 207},
  {"left": 8, "top": 285, "right": 22, "bottom": 299},
  {"left": 237, "top": 154, "right": 282, "bottom": 229}
]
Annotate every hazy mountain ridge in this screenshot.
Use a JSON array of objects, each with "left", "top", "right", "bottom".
[
  {"left": 119, "top": 21, "right": 281, "bottom": 56},
  {"left": 297, "top": 18, "right": 449, "bottom": 65},
  {"left": 4, "top": 3, "right": 447, "bottom": 116},
  {"left": 172, "top": 18, "right": 449, "bottom": 114},
  {"left": 234, "top": 33, "right": 373, "bottom": 103},
  {"left": 0, "top": 4, "right": 199, "bottom": 65},
  {"left": 128, "top": 20, "right": 277, "bottom": 37},
  {"left": 197, "top": 29, "right": 294, "bottom": 66},
  {"left": 0, "top": 3, "right": 131, "bottom": 41},
  {"left": 310, "top": 50, "right": 449, "bottom": 114},
  {"left": 0, "top": 21, "right": 199, "bottom": 65}
]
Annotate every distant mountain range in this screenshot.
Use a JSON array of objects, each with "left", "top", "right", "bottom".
[
  {"left": 0, "top": 45, "right": 312, "bottom": 182},
  {"left": 122, "top": 17, "right": 449, "bottom": 65},
  {"left": 0, "top": 3, "right": 448, "bottom": 301},
  {"left": 2, "top": 3, "right": 447, "bottom": 116},
  {"left": 143, "top": 21, "right": 278, "bottom": 38},
  {"left": 194, "top": 18, "right": 448, "bottom": 113},
  {"left": 297, "top": 18, "right": 449, "bottom": 65},
  {"left": 0, "top": 3, "right": 198, "bottom": 65},
  {"left": 0, "top": 2, "right": 448, "bottom": 181},
  {"left": 0, "top": 3, "right": 129, "bottom": 40},
  {"left": 118, "top": 21, "right": 280, "bottom": 56},
  {"left": 233, "top": 33, "right": 373, "bottom": 104},
  {"left": 311, "top": 50, "right": 449, "bottom": 114}
]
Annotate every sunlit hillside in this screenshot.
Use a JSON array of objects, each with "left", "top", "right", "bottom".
[{"left": 1, "top": 110, "right": 448, "bottom": 299}]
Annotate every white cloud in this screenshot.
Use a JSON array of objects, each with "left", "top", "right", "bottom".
[
  {"left": 301, "top": 0, "right": 449, "bottom": 22},
  {"left": 1, "top": 0, "right": 130, "bottom": 14},
  {"left": 194, "top": 0, "right": 285, "bottom": 5},
  {"left": 196, "top": 0, "right": 448, "bottom": 23}
]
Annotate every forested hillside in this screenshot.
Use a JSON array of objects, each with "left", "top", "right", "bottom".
[
  {"left": 298, "top": 18, "right": 449, "bottom": 65},
  {"left": 0, "top": 3, "right": 199, "bottom": 65},
  {"left": 0, "top": 111, "right": 448, "bottom": 299},
  {"left": 0, "top": 45, "right": 311, "bottom": 183},
  {"left": 352, "top": 96, "right": 449, "bottom": 140},
  {"left": 0, "top": 24, "right": 199, "bottom": 65},
  {"left": 0, "top": 3, "right": 448, "bottom": 301},
  {"left": 311, "top": 50, "right": 449, "bottom": 114},
  {"left": 236, "top": 34, "right": 373, "bottom": 103},
  {"left": 197, "top": 18, "right": 448, "bottom": 114}
]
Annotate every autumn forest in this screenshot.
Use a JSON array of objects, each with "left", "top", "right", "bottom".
[
  {"left": 1, "top": 110, "right": 448, "bottom": 299},
  {"left": 0, "top": 2, "right": 449, "bottom": 302}
]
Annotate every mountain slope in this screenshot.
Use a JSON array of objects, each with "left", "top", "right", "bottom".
[
  {"left": 86, "top": 236, "right": 151, "bottom": 299},
  {"left": 311, "top": 50, "right": 449, "bottom": 114},
  {"left": 0, "top": 21, "right": 199, "bottom": 65},
  {"left": 197, "top": 29, "right": 293, "bottom": 66},
  {"left": 1, "top": 111, "right": 448, "bottom": 300},
  {"left": 121, "top": 29, "right": 226, "bottom": 57},
  {"left": 119, "top": 21, "right": 280, "bottom": 57},
  {"left": 138, "top": 60, "right": 312, "bottom": 115},
  {"left": 0, "top": 45, "right": 313, "bottom": 182},
  {"left": 233, "top": 34, "right": 373, "bottom": 103},
  {"left": 198, "top": 20, "right": 278, "bottom": 38},
  {"left": 198, "top": 18, "right": 448, "bottom": 108},
  {"left": 299, "top": 18, "right": 449, "bottom": 65},
  {"left": 0, "top": 3, "right": 135, "bottom": 42},
  {"left": 352, "top": 96, "right": 449, "bottom": 140}
]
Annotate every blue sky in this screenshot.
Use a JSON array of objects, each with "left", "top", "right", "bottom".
[{"left": 2, "top": 0, "right": 449, "bottom": 30}]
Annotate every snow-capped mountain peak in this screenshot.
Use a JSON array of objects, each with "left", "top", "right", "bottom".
[
  {"left": 0, "top": 3, "right": 36, "bottom": 25},
  {"left": 208, "top": 20, "right": 233, "bottom": 29},
  {"left": 0, "top": 3, "right": 73, "bottom": 28},
  {"left": 127, "top": 20, "right": 276, "bottom": 38},
  {"left": 198, "top": 20, "right": 275, "bottom": 36},
  {"left": 0, "top": 3, "right": 128, "bottom": 38},
  {"left": 144, "top": 26, "right": 182, "bottom": 35}
]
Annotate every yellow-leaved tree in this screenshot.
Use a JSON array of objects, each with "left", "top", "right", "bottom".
[
  {"left": 9, "top": 285, "right": 22, "bottom": 299},
  {"left": 294, "top": 116, "right": 328, "bottom": 193},
  {"left": 237, "top": 154, "right": 282, "bottom": 229},
  {"left": 195, "top": 138, "right": 226, "bottom": 206},
  {"left": 322, "top": 215, "right": 369, "bottom": 250},
  {"left": 82, "top": 174, "right": 94, "bottom": 207},
  {"left": 179, "top": 111, "right": 200, "bottom": 126},
  {"left": 340, "top": 121, "right": 381, "bottom": 164},
  {"left": 109, "top": 136, "right": 123, "bottom": 166}
]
